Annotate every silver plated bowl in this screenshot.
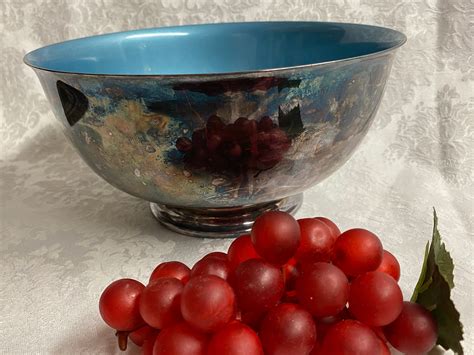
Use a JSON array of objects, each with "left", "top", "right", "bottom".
[{"left": 24, "top": 21, "right": 406, "bottom": 237}]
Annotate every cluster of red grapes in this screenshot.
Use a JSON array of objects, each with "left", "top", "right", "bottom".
[
  {"left": 99, "top": 211, "right": 438, "bottom": 355},
  {"left": 175, "top": 115, "right": 290, "bottom": 171}
]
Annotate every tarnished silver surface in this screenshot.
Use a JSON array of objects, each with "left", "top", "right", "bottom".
[{"left": 26, "top": 22, "right": 405, "bottom": 235}]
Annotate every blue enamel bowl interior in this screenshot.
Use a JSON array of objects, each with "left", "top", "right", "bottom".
[{"left": 24, "top": 21, "right": 406, "bottom": 76}]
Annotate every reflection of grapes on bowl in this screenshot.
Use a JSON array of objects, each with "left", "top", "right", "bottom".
[{"left": 175, "top": 114, "right": 293, "bottom": 173}]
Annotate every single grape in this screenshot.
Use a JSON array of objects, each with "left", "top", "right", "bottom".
[
  {"left": 251, "top": 211, "right": 300, "bottom": 265},
  {"left": 254, "top": 149, "right": 285, "bottom": 169},
  {"left": 176, "top": 137, "right": 193, "bottom": 152},
  {"left": 331, "top": 229, "right": 383, "bottom": 277},
  {"left": 320, "top": 320, "right": 382, "bottom": 355},
  {"left": 296, "top": 218, "right": 336, "bottom": 263},
  {"left": 207, "top": 320, "right": 263, "bottom": 355},
  {"left": 149, "top": 261, "right": 191, "bottom": 285},
  {"left": 191, "top": 256, "right": 230, "bottom": 280},
  {"left": 309, "top": 343, "right": 322, "bottom": 355},
  {"left": 202, "top": 251, "right": 228, "bottom": 262},
  {"left": 153, "top": 322, "right": 208, "bottom": 355},
  {"left": 227, "top": 235, "right": 260, "bottom": 271},
  {"left": 129, "top": 325, "right": 159, "bottom": 347},
  {"left": 181, "top": 275, "right": 236, "bottom": 332},
  {"left": 257, "top": 116, "right": 275, "bottom": 132},
  {"left": 296, "top": 262, "right": 349, "bottom": 318},
  {"left": 231, "top": 258, "right": 284, "bottom": 313},
  {"left": 371, "top": 326, "right": 387, "bottom": 343},
  {"left": 227, "top": 143, "right": 242, "bottom": 158},
  {"left": 253, "top": 128, "right": 290, "bottom": 169},
  {"left": 256, "top": 128, "right": 289, "bottom": 150},
  {"left": 384, "top": 301, "right": 437, "bottom": 354},
  {"left": 192, "top": 128, "right": 206, "bottom": 147},
  {"left": 378, "top": 337, "right": 390, "bottom": 355},
  {"left": 314, "top": 217, "right": 341, "bottom": 239},
  {"left": 234, "top": 117, "right": 249, "bottom": 127},
  {"left": 139, "top": 277, "right": 183, "bottom": 329},
  {"left": 206, "top": 115, "right": 225, "bottom": 133},
  {"left": 348, "top": 271, "right": 403, "bottom": 326},
  {"left": 375, "top": 250, "right": 401, "bottom": 281},
  {"left": 99, "top": 278, "right": 145, "bottom": 331},
  {"left": 317, "top": 313, "right": 345, "bottom": 340},
  {"left": 243, "top": 119, "right": 258, "bottom": 138},
  {"left": 260, "top": 303, "right": 317, "bottom": 355},
  {"left": 142, "top": 332, "right": 159, "bottom": 355},
  {"left": 192, "top": 147, "right": 208, "bottom": 166},
  {"left": 207, "top": 133, "right": 222, "bottom": 151}
]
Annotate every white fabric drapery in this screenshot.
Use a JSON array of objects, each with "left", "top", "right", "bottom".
[{"left": 1, "top": 1, "right": 472, "bottom": 353}]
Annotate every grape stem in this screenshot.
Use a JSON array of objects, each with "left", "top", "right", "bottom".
[{"left": 115, "top": 331, "right": 129, "bottom": 351}]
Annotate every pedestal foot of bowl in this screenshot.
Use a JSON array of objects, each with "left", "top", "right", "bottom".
[{"left": 150, "top": 193, "right": 303, "bottom": 238}]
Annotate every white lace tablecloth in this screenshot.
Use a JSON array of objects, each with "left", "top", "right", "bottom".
[{"left": 1, "top": 1, "right": 472, "bottom": 354}]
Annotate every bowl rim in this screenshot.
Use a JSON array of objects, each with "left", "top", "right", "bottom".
[{"left": 24, "top": 20, "right": 407, "bottom": 78}]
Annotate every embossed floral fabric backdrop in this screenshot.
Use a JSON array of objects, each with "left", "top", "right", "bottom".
[{"left": 0, "top": 0, "right": 473, "bottom": 354}]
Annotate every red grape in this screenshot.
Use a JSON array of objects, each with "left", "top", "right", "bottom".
[
  {"left": 375, "top": 250, "right": 400, "bottom": 281},
  {"left": 371, "top": 326, "right": 387, "bottom": 343},
  {"left": 314, "top": 217, "right": 340, "bottom": 239},
  {"left": 191, "top": 256, "right": 230, "bottom": 280},
  {"left": 296, "top": 218, "right": 336, "bottom": 263},
  {"left": 192, "top": 147, "right": 208, "bottom": 167},
  {"left": 231, "top": 258, "right": 284, "bottom": 313},
  {"left": 142, "top": 332, "right": 159, "bottom": 355},
  {"left": 153, "top": 322, "right": 208, "bottom": 355},
  {"left": 139, "top": 277, "right": 183, "bottom": 329},
  {"left": 207, "top": 133, "right": 222, "bottom": 151},
  {"left": 332, "top": 229, "right": 383, "bottom": 277},
  {"left": 99, "top": 279, "right": 145, "bottom": 331},
  {"left": 207, "top": 321, "right": 263, "bottom": 355},
  {"left": 320, "top": 320, "right": 382, "bottom": 355},
  {"left": 234, "top": 116, "right": 249, "bottom": 127},
  {"left": 378, "top": 338, "right": 390, "bottom": 355},
  {"left": 258, "top": 116, "right": 275, "bottom": 132},
  {"left": 252, "top": 128, "right": 290, "bottom": 169},
  {"left": 227, "top": 143, "right": 242, "bottom": 158},
  {"left": 349, "top": 271, "right": 403, "bottom": 326},
  {"left": 129, "top": 325, "right": 159, "bottom": 347},
  {"left": 317, "top": 313, "right": 345, "bottom": 340},
  {"left": 260, "top": 303, "right": 317, "bottom": 355},
  {"left": 192, "top": 128, "right": 206, "bottom": 147},
  {"left": 149, "top": 261, "right": 191, "bottom": 285},
  {"left": 227, "top": 235, "right": 260, "bottom": 271},
  {"left": 181, "top": 275, "right": 236, "bottom": 332},
  {"left": 251, "top": 211, "right": 300, "bottom": 265},
  {"left": 296, "top": 262, "right": 349, "bottom": 318},
  {"left": 206, "top": 115, "right": 225, "bottom": 133},
  {"left": 176, "top": 137, "right": 193, "bottom": 152},
  {"left": 309, "top": 343, "right": 322, "bottom": 355},
  {"left": 384, "top": 301, "right": 438, "bottom": 354},
  {"left": 202, "top": 252, "right": 228, "bottom": 261}
]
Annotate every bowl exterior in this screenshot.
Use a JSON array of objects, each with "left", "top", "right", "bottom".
[{"left": 34, "top": 52, "right": 395, "bottom": 207}]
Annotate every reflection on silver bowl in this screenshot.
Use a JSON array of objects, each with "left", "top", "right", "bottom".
[{"left": 24, "top": 22, "right": 406, "bottom": 237}]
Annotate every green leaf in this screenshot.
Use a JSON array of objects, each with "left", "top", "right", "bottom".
[
  {"left": 430, "top": 209, "right": 455, "bottom": 288},
  {"left": 411, "top": 241, "right": 430, "bottom": 302},
  {"left": 411, "top": 208, "right": 464, "bottom": 354}
]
